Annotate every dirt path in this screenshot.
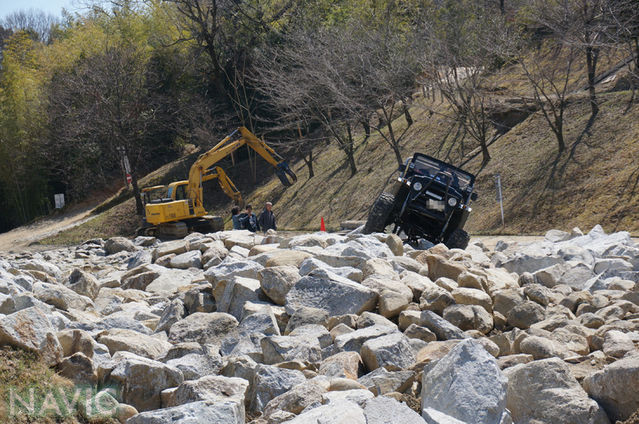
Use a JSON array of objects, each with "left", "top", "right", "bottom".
[{"left": 0, "top": 205, "right": 98, "bottom": 252}]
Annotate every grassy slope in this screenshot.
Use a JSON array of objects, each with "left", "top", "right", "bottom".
[{"left": 43, "top": 57, "right": 639, "bottom": 243}]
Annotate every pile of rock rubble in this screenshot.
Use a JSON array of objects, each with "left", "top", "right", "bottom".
[{"left": 0, "top": 225, "right": 638, "bottom": 423}]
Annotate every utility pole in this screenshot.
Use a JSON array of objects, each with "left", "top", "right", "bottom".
[{"left": 117, "top": 146, "right": 132, "bottom": 188}]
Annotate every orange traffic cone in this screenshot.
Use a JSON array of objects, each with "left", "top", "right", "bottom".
[{"left": 320, "top": 217, "right": 326, "bottom": 232}]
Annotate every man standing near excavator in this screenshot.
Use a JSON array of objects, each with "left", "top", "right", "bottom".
[{"left": 258, "top": 202, "right": 276, "bottom": 232}]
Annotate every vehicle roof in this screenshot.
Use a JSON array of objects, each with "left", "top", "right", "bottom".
[{"left": 411, "top": 153, "right": 476, "bottom": 183}]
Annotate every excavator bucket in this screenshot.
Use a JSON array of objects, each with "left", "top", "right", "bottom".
[{"left": 275, "top": 162, "right": 297, "bottom": 187}]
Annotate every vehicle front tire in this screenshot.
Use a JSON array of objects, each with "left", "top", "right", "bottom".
[
  {"left": 363, "top": 192, "right": 395, "bottom": 234},
  {"left": 445, "top": 228, "right": 470, "bottom": 250}
]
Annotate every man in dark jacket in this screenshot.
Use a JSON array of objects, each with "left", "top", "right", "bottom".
[{"left": 258, "top": 201, "right": 276, "bottom": 232}]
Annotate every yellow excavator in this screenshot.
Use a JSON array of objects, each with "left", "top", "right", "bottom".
[{"left": 138, "top": 127, "right": 297, "bottom": 237}]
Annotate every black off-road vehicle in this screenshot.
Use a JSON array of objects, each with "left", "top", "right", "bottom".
[{"left": 363, "top": 153, "right": 478, "bottom": 249}]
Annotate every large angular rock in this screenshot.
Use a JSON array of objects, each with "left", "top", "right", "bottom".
[
  {"left": 56, "top": 352, "right": 97, "bottom": 385},
  {"left": 0, "top": 307, "right": 63, "bottom": 366},
  {"left": 506, "top": 301, "right": 546, "bottom": 329},
  {"left": 104, "top": 237, "right": 136, "bottom": 255},
  {"left": 17, "top": 259, "right": 62, "bottom": 280},
  {"left": 506, "top": 358, "right": 609, "bottom": 424},
  {"left": 443, "top": 304, "right": 493, "bottom": 334},
  {"left": 299, "top": 257, "right": 363, "bottom": 282},
  {"left": 421, "top": 339, "right": 508, "bottom": 424},
  {"left": 283, "top": 399, "right": 366, "bottom": 423},
  {"left": 424, "top": 254, "right": 467, "bottom": 281},
  {"left": 361, "top": 276, "right": 413, "bottom": 318},
  {"left": 145, "top": 269, "right": 197, "bottom": 295},
  {"left": 357, "top": 368, "right": 415, "bottom": 395},
  {"left": 319, "top": 351, "right": 363, "bottom": 379},
  {"left": 583, "top": 355, "right": 639, "bottom": 422},
  {"left": 262, "top": 380, "right": 326, "bottom": 419},
  {"left": 360, "top": 332, "right": 415, "bottom": 371},
  {"left": 165, "top": 352, "right": 223, "bottom": 381},
  {"left": 534, "top": 262, "right": 595, "bottom": 290},
  {"left": 263, "top": 249, "right": 313, "bottom": 267},
  {"left": 519, "top": 335, "right": 563, "bottom": 359},
  {"left": 500, "top": 253, "right": 563, "bottom": 275},
  {"left": 248, "top": 364, "right": 306, "bottom": 413},
  {"left": 57, "top": 328, "right": 99, "bottom": 358},
  {"left": 165, "top": 375, "right": 248, "bottom": 409},
  {"left": 67, "top": 268, "right": 100, "bottom": 300},
  {"left": 602, "top": 330, "right": 636, "bottom": 358},
  {"left": 451, "top": 287, "right": 493, "bottom": 313},
  {"left": 213, "top": 276, "right": 265, "bottom": 320},
  {"left": 419, "top": 284, "right": 456, "bottom": 315},
  {"left": 334, "top": 325, "right": 398, "bottom": 352},
  {"left": 121, "top": 265, "right": 162, "bottom": 291},
  {"left": 168, "top": 312, "right": 238, "bottom": 345},
  {"left": 260, "top": 334, "right": 322, "bottom": 365},
  {"left": 364, "top": 396, "right": 425, "bottom": 424},
  {"left": 153, "top": 239, "right": 189, "bottom": 260},
  {"left": 420, "top": 310, "right": 467, "bottom": 340},
  {"left": 33, "top": 282, "right": 94, "bottom": 311},
  {"left": 97, "top": 329, "right": 172, "bottom": 360},
  {"left": 126, "top": 400, "right": 243, "bottom": 424},
  {"left": 258, "top": 266, "right": 300, "bottom": 305},
  {"left": 107, "top": 351, "right": 184, "bottom": 412},
  {"left": 155, "top": 299, "right": 186, "bottom": 333},
  {"left": 204, "top": 256, "right": 264, "bottom": 284},
  {"left": 285, "top": 270, "right": 378, "bottom": 316},
  {"left": 169, "top": 250, "right": 202, "bottom": 269}
]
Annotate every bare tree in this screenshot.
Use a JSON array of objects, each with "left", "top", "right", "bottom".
[
  {"left": 531, "top": 0, "right": 610, "bottom": 117},
  {"left": 254, "top": 29, "right": 362, "bottom": 176},
  {"left": 419, "top": 0, "right": 507, "bottom": 169},
  {"left": 0, "top": 9, "right": 59, "bottom": 43},
  {"left": 347, "top": 27, "right": 421, "bottom": 166},
  {"left": 520, "top": 44, "right": 579, "bottom": 153},
  {"left": 47, "top": 45, "right": 171, "bottom": 214},
  {"left": 603, "top": 0, "right": 639, "bottom": 103}
]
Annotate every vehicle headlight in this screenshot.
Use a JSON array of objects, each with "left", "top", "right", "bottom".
[
  {"left": 448, "top": 197, "right": 458, "bottom": 207},
  {"left": 413, "top": 181, "right": 422, "bottom": 191}
]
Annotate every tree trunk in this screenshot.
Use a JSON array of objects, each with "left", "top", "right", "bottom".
[
  {"left": 303, "top": 150, "right": 314, "bottom": 179},
  {"left": 392, "top": 144, "right": 403, "bottom": 167},
  {"left": 585, "top": 46, "right": 599, "bottom": 117},
  {"left": 403, "top": 102, "right": 413, "bottom": 126},
  {"left": 361, "top": 120, "right": 370, "bottom": 141},
  {"left": 131, "top": 172, "right": 144, "bottom": 216},
  {"left": 554, "top": 125, "right": 565, "bottom": 153},
  {"left": 499, "top": 0, "right": 505, "bottom": 14},
  {"left": 346, "top": 123, "right": 357, "bottom": 176},
  {"left": 347, "top": 151, "right": 357, "bottom": 176},
  {"left": 480, "top": 139, "right": 491, "bottom": 169}
]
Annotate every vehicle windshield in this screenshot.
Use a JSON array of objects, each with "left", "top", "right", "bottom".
[
  {"left": 145, "top": 187, "right": 167, "bottom": 202},
  {"left": 409, "top": 155, "right": 474, "bottom": 190}
]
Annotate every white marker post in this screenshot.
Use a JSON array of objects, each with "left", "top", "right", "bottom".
[
  {"left": 54, "top": 194, "right": 65, "bottom": 209},
  {"left": 495, "top": 173, "right": 504, "bottom": 228}
]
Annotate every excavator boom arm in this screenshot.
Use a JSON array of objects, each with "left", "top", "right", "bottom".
[{"left": 187, "top": 127, "right": 296, "bottom": 209}]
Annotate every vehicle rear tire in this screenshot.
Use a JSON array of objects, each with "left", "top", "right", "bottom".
[
  {"left": 363, "top": 192, "right": 395, "bottom": 234},
  {"left": 445, "top": 228, "right": 470, "bottom": 250}
]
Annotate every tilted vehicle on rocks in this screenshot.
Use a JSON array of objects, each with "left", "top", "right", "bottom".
[
  {"left": 138, "top": 127, "right": 297, "bottom": 237},
  {"left": 364, "top": 153, "right": 478, "bottom": 249}
]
